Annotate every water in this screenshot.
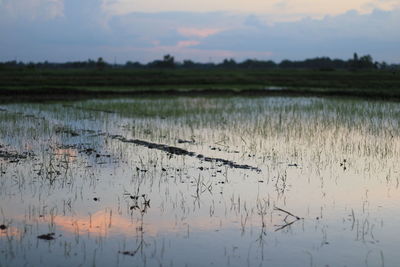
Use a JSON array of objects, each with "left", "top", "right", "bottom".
[{"left": 0, "top": 96, "right": 399, "bottom": 266}]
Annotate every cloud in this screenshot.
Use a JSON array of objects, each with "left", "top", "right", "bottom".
[
  {"left": 176, "top": 40, "right": 201, "bottom": 48},
  {"left": 0, "top": 0, "right": 64, "bottom": 21},
  {"left": 0, "top": 1, "right": 399, "bottom": 63},
  {"left": 193, "top": 8, "right": 400, "bottom": 61},
  {"left": 101, "top": 0, "right": 400, "bottom": 22},
  {"left": 178, "top": 28, "right": 223, "bottom": 38},
  {"left": 244, "top": 15, "right": 265, "bottom": 28}
]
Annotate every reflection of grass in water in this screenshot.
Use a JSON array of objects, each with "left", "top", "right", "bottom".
[
  {"left": 74, "top": 97, "right": 226, "bottom": 118},
  {"left": 53, "top": 97, "right": 400, "bottom": 186},
  {"left": 1, "top": 97, "right": 400, "bottom": 266},
  {"left": 74, "top": 96, "right": 399, "bottom": 124},
  {"left": 3, "top": 97, "right": 400, "bottom": 167},
  {"left": 74, "top": 96, "right": 400, "bottom": 141}
]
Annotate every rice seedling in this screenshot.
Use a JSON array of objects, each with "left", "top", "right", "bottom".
[{"left": 0, "top": 96, "right": 399, "bottom": 266}]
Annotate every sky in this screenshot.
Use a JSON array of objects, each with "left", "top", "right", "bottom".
[{"left": 0, "top": 0, "right": 399, "bottom": 63}]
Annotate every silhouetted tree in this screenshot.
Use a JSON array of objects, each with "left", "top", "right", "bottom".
[
  {"left": 219, "top": 58, "right": 237, "bottom": 68},
  {"left": 125, "top": 61, "right": 142, "bottom": 69},
  {"left": 2, "top": 53, "right": 396, "bottom": 70},
  {"left": 96, "top": 57, "right": 106, "bottom": 70},
  {"left": 359, "top": 55, "right": 374, "bottom": 69},
  {"left": 163, "top": 54, "right": 175, "bottom": 67},
  {"left": 349, "top": 53, "right": 375, "bottom": 69},
  {"left": 240, "top": 59, "right": 276, "bottom": 69},
  {"left": 148, "top": 54, "right": 176, "bottom": 68},
  {"left": 279, "top": 60, "right": 294, "bottom": 68},
  {"left": 182, "top": 60, "right": 195, "bottom": 68}
]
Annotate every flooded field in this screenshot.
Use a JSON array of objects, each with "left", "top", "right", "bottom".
[{"left": 1, "top": 96, "right": 399, "bottom": 267}]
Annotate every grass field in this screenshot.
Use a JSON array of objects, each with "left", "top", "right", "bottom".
[
  {"left": 1, "top": 68, "right": 400, "bottom": 100},
  {"left": 1, "top": 97, "right": 400, "bottom": 266}
]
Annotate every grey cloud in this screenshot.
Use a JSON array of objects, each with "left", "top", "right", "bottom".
[
  {"left": 194, "top": 9, "right": 400, "bottom": 61},
  {"left": 0, "top": 3, "right": 399, "bottom": 63}
]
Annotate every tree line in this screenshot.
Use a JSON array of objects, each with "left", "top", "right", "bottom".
[{"left": 1, "top": 53, "right": 399, "bottom": 71}]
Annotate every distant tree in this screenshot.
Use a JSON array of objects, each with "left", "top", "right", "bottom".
[
  {"left": 279, "top": 60, "right": 294, "bottom": 68},
  {"left": 240, "top": 59, "right": 276, "bottom": 69},
  {"left": 219, "top": 58, "right": 237, "bottom": 68},
  {"left": 182, "top": 60, "right": 195, "bottom": 68},
  {"left": 359, "top": 55, "right": 374, "bottom": 69},
  {"left": 353, "top": 53, "right": 358, "bottom": 62},
  {"left": 0, "top": 53, "right": 392, "bottom": 70},
  {"left": 163, "top": 54, "right": 175, "bottom": 67},
  {"left": 148, "top": 54, "right": 176, "bottom": 68},
  {"left": 349, "top": 53, "right": 375, "bottom": 69},
  {"left": 378, "top": 61, "right": 388, "bottom": 69},
  {"left": 125, "top": 61, "right": 142, "bottom": 69},
  {"left": 96, "top": 57, "right": 106, "bottom": 70},
  {"left": 27, "top": 62, "right": 36, "bottom": 70}
]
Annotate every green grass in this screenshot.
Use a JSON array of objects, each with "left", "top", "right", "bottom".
[{"left": 1, "top": 68, "right": 400, "bottom": 100}]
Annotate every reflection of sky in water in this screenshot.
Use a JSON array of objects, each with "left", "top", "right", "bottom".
[{"left": 1, "top": 97, "right": 400, "bottom": 266}]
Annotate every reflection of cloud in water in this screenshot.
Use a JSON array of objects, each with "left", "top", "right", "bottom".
[
  {"left": 48, "top": 210, "right": 241, "bottom": 238},
  {"left": 53, "top": 147, "right": 78, "bottom": 162},
  {"left": 50, "top": 209, "right": 298, "bottom": 238},
  {"left": 0, "top": 226, "right": 21, "bottom": 238},
  {"left": 53, "top": 209, "right": 139, "bottom": 237}
]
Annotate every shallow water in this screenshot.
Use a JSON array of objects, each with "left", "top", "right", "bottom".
[{"left": 1, "top": 96, "right": 400, "bottom": 267}]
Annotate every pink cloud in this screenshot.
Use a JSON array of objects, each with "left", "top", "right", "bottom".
[
  {"left": 178, "top": 27, "right": 223, "bottom": 38},
  {"left": 177, "top": 40, "right": 200, "bottom": 48}
]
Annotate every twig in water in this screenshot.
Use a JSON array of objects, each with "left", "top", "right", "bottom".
[
  {"left": 274, "top": 207, "right": 301, "bottom": 220},
  {"left": 273, "top": 206, "right": 302, "bottom": 232},
  {"left": 274, "top": 220, "right": 298, "bottom": 232}
]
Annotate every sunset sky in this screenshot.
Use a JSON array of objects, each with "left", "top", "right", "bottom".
[{"left": 0, "top": 0, "right": 399, "bottom": 63}]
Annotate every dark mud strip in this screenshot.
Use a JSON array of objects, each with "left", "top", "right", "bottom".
[
  {"left": 0, "top": 151, "right": 26, "bottom": 160},
  {"left": 110, "top": 135, "right": 261, "bottom": 172},
  {"left": 0, "top": 150, "right": 34, "bottom": 162}
]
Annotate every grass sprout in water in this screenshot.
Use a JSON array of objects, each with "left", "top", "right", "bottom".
[{"left": 0, "top": 96, "right": 399, "bottom": 267}]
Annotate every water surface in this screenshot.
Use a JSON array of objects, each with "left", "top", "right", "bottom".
[{"left": 1, "top": 96, "right": 399, "bottom": 266}]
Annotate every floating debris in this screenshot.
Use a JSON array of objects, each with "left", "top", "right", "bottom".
[
  {"left": 95, "top": 153, "right": 111, "bottom": 158},
  {"left": 37, "top": 233, "right": 56, "bottom": 240},
  {"left": 119, "top": 251, "right": 136, "bottom": 256},
  {"left": 177, "top": 139, "right": 195, "bottom": 144},
  {"left": 80, "top": 148, "right": 96, "bottom": 155},
  {"left": 340, "top": 159, "right": 347, "bottom": 169}
]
